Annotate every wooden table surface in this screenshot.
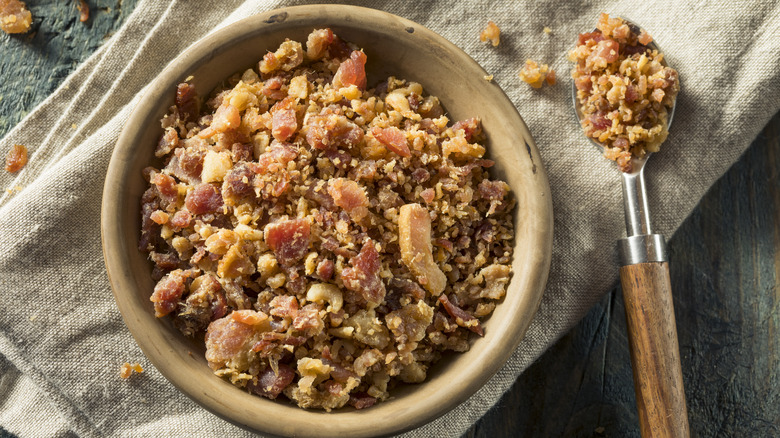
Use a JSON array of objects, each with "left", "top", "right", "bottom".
[{"left": 1, "top": 2, "right": 777, "bottom": 437}]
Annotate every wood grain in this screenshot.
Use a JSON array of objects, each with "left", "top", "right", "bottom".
[{"left": 620, "top": 262, "right": 689, "bottom": 437}]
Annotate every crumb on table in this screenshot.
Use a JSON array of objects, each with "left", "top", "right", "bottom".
[
  {"left": 484, "top": 74, "right": 494, "bottom": 81},
  {"left": 120, "top": 362, "right": 144, "bottom": 379},
  {"left": 480, "top": 21, "right": 500, "bottom": 47},
  {"left": 543, "top": 26, "right": 552, "bottom": 34},
  {"left": 0, "top": 0, "right": 32, "bottom": 34},
  {"left": 77, "top": 0, "right": 89, "bottom": 23}
]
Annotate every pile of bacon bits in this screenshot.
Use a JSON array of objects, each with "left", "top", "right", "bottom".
[
  {"left": 140, "top": 28, "right": 515, "bottom": 410},
  {"left": 569, "top": 13, "right": 679, "bottom": 172}
]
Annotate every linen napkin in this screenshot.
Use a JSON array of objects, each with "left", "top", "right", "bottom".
[{"left": 1, "top": 0, "right": 779, "bottom": 436}]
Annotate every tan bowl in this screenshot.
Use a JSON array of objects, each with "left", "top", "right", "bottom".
[{"left": 101, "top": 5, "right": 553, "bottom": 437}]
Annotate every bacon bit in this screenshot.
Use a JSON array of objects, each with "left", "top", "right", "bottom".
[
  {"left": 156, "top": 128, "right": 180, "bottom": 157},
  {"left": 76, "top": 0, "right": 89, "bottom": 23},
  {"left": 388, "top": 277, "right": 425, "bottom": 301},
  {"left": 371, "top": 126, "right": 410, "bottom": 157},
  {"left": 578, "top": 31, "right": 605, "bottom": 46},
  {"left": 292, "top": 303, "right": 324, "bottom": 331},
  {"left": 150, "top": 269, "right": 191, "bottom": 317},
  {"left": 305, "top": 108, "right": 364, "bottom": 150},
  {"left": 176, "top": 82, "right": 200, "bottom": 125},
  {"left": 119, "top": 362, "right": 144, "bottom": 379},
  {"left": 0, "top": 0, "right": 32, "bottom": 34},
  {"left": 479, "top": 21, "right": 500, "bottom": 47},
  {"left": 316, "top": 259, "right": 335, "bottom": 281},
  {"left": 545, "top": 69, "right": 557, "bottom": 86},
  {"left": 170, "top": 210, "right": 192, "bottom": 230},
  {"left": 438, "top": 294, "right": 483, "bottom": 336},
  {"left": 398, "top": 204, "right": 446, "bottom": 296},
  {"left": 333, "top": 50, "right": 367, "bottom": 90},
  {"left": 341, "top": 240, "right": 386, "bottom": 308},
  {"left": 451, "top": 118, "right": 482, "bottom": 141},
  {"left": 269, "top": 295, "right": 299, "bottom": 318},
  {"left": 327, "top": 178, "right": 368, "bottom": 221},
  {"left": 4, "top": 144, "right": 27, "bottom": 173},
  {"left": 149, "top": 210, "right": 169, "bottom": 225},
  {"left": 253, "top": 140, "right": 298, "bottom": 174},
  {"left": 262, "top": 76, "right": 286, "bottom": 100},
  {"left": 221, "top": 162, "right": 254, "bottom": 203},
  {"left": 230, "top": 309, "right": 269, "bottom": 326},
  {"left": 259, "top": 40, "right": 304, "bottom": 74},
  {"left": 637, "top": 28, "right": 653, "bottom": 45},
  {"left": 248, "top": 365, "right": 295, "bottom": 399},
  {"left": 264, "top": 218, "right": 311, "bottom": 267},
  {"left": 420, "top": 188, "right": 435, "bottom": 204},
  {"left": 349, "top": 392, "right": 377, "bottom": 409},
  {"left": 197, "top": 103, "right": 240, "bottom": 138},
  {"left": 151, "top": 172, "right": 177, "bottom": 204},
  {"left": 205, "top": 316, "right": 255, "bottom": 370},
  {"left": 588, "top": 111, "right": 612, "bottom": 131},
  {"left": 184, "top": 183, "right": 223, "bottom": 215},
  {"left": 166, "top": 147, "right": 205, "bottom": 185},
  {"left": 587, "top": 39, "right": 620, "bottom": 69},
  {"left": 306, "top": 28, "right": 334, "bottom": 60}
]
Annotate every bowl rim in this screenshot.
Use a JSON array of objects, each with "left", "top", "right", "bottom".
[{"left": 101, "top": 5, "right": 553, "bottom": 437}]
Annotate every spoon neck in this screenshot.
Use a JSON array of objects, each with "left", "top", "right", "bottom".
[{"left": 621, "top": 166, "right": 653, "bottom": 236}]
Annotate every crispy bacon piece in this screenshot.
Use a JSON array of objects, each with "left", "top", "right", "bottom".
[
  {"left": 185, "top": 183, "right": 224, "bottom": 215},
  {"left": 327, "top": 178, "right": 368, "bottom": 221},
  {"left": 170, "top": 210, "right": 192, "bottom": 230},
  {"left": 156, "top": 127, "right": 180, "bottom": 157},
  {"left": 248, "top": 365, "right": 295, "bottom": 399},
  {"left": 316, "top": 259, "right": 335, "bottom": 281},
  {"left": 451, "top": 118, "right": 482, "bottom": 141},
  {"left": 253, "top": 140, "right": 298, "bottom": 174},
  {"left": 587, "top": 39, "right": 620, "bottom": 69},
  {"left": 269, "top": 295, "right": 299, "bottom": 318},
  {"left": 305, "top": 107, "right": 364, "bottom": 150},
  {"left": 150, "top": 269, "right": 192, "bottom": 317},
  {"left": 197, "top": 103, "right": 240, "bottom": 138},
  {"left": 341, "top": 240, "right": 386, "bottom": 308},
  {"left": 262, "top": 76, "right": 287, "bottom": 100},
  {"left": 221, "top": 162, "right": 255, "bottom": 203},
  {"left": 349, "top": 393, "right": 377, "bottom": 409},
  {"left": 578, "top": 31, "right": 605, "bottom": 45},
  {"left": 398, "top": 204, "right": 446, "bottom": 295},
  {"left": 165, "top": 146, "right": 205, "bottom": 185},
  {"left": 333, "top": 50, "right": 367, "bottom": 90},
  {"left": 306, "top": 28, "right": 334, "bottom": 60},
  {"left": 175, "top": 82, "right": 200, "bottom": 125},
  {"left": 151, "top": 172, "right": 178, "bottom": 205},
  {"left": 271, "top": 98, "right": 297, "bottom": 142},
  {"left": 4, "top": 144, "right": 27, "bottom": 173},
  {"left": 292, "top": 303, "right": 324, "bottom": 331},
  {"left": 205, "top": 315, "right": 255, "bottom": 370},
  {"left": 438, "top": 294, "right": 483, "bottom": 336},
  {"left": 230, "top": 309, "right": 269, "bottom": 326},
  {"left": 371, "top": 126, "right": 410, "bottom": 157},
  {"left": 264, "top": 218, "right": 311, "bottom": 267}
]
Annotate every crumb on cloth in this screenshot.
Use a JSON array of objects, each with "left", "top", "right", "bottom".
[
  {"left": 120, "top": 362, "right": 144, "bottom": 379},
  {"left": 480, "top": 20, "right": 500, "bottom": 47},
  {"left": 5, "top": 144, "right": 28, "bottom": 173},
  {"left": 518, "top": 59, "right": 556, "bottom": 88},
  {"left": 0, "top": 0, "right": 32, "bottom": 34}
]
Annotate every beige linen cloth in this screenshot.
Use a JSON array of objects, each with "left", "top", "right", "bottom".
[{"left": 1, "top": 0, "right": 779, "bottom": 436}]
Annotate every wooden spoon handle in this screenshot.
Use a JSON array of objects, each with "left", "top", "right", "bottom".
[{"left": 620, "top": 261, "right": 690, "bottom": 438}]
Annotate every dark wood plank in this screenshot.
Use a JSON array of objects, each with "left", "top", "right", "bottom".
[
  {"left": 0, "top": 0, "right": 138, "bottom": 139},
  {"left": 467, "top": 112, "right": 780, "bottom": 437}
]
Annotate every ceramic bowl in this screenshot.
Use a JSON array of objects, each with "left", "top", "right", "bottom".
[{"left": 102, "top": 5, "right": 552, "bottom": 437}]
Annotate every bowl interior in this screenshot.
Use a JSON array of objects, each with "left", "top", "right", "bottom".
[{"left": 102, "top": 5, "right": 552, "bottom": 437}]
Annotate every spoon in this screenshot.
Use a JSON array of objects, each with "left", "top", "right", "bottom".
[{"left": 571, "top": 19, "right": 690, "bottom": 438}]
